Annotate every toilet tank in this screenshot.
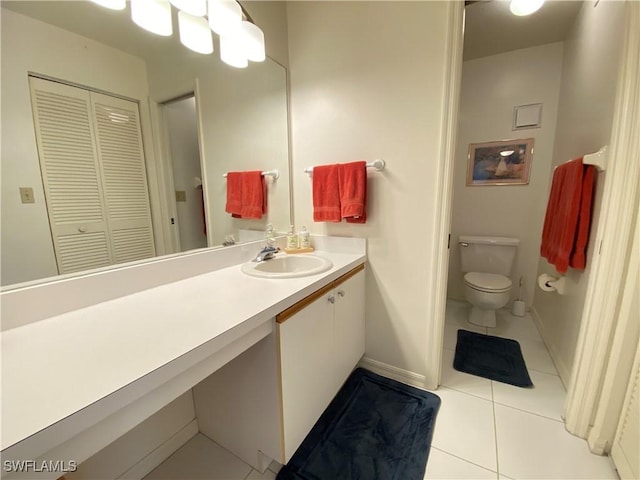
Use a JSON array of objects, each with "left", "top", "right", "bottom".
[{"left": 459, "top": 235, "right": 519, "bottom": 275}]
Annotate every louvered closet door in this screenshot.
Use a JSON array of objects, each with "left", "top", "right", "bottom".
[
  {"left": 91, "top": 93, "right": 155, "bottom": 264},
  {"left": 29, "top": 77, "right": 113, "bottom": 274}
]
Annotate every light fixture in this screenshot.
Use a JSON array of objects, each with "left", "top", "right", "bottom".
[
  {"left": 238, "top": 21, "right": 265, "bottom": 62},
  {"left": 500, "top": 150, "right": 515, "bottom": 157},
  {"left": 208, "top": 0, "right": 242, "bottom": 38},
  {"left": 510, "top": 0, "right": 545, "bottom": 16},
  {"left": 170, "top": 0, "right": 207, "bottom": 17},
  {"left": 89, "top": 0, "right": 126, "bottom": 10},
  {"left": 178, "top": 11, "right": 214, "bottom": 54},
  {"left": 131, "top": 0, "right": 173, "bottom": 37},
  {"left": 220, "top": 35, "right": 248, "bottom": 68}
]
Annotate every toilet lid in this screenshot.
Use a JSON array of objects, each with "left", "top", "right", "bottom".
[{"left": 464, "top": 272, "right": 512, "bottom": 292}]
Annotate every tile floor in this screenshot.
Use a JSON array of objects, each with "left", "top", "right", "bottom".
[{"left": 144, "top": 300, "right": 619, "bottom": 480}]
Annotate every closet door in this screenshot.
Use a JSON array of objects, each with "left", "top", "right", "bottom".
[
  {"left": 91, "top": 93, "right": 155, "bottom": 264},
  {"left": 29, "top": 77, "right": 112, "bottom": 274}
]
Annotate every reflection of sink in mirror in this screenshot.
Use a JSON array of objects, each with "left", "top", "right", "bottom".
[
  {"left": 0, "top": 2, "right": 291, "bottom": 287},
  {"left": 241, "top": 255, "right": 333, "bottom": 279}
]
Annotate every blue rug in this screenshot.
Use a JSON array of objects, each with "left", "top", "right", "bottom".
[
  {"left": 454, "top": 330, "right": 533, "bottom": 387},
  {"left": 276, "top": 368, "right": 441, "bottom": 480}
]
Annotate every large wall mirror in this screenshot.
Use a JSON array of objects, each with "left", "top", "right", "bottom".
[{"left": 0, "top": 0, "right": 292, "bottom": 288}]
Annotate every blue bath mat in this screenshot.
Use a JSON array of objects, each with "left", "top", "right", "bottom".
[
  {"left": 454, "top": 330, "right": 533, "bottom": 387},
  {"left": 276, "top": 368, "right": 441, "bottom": 480}
]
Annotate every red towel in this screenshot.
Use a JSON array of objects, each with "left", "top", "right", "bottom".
[
  {"left": 225, "top": 172, "right": 242, "bottom": 217},
  {"left": 339, "top": 161, "right": 367, "bottom": 224},
  {"left": 225, "top": 171, "right": 266, "bottom": 219},
  {"left": 541, "top": 158, "right": 596, "bottom": 273},
  {"left": 313, "top": 164, "right": 341, "bottom": 222}
]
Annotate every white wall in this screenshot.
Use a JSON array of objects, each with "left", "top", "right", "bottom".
[
  {"left": 447, "top": 43, "right": 563, "bottom": 307},
  {"left": 532, "top": 1, "right": 626, "bottom": 383},
  {"left": 164, "top": 97, "right": 208, "bottom": 252},
  {"left": 287, "top": 1, "right": 455, "bottom": 378},
  {"left": 0, "top": 9, "right": 157, "bottom": 286}
]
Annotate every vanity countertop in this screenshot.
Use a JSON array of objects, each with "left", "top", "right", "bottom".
[{"left": 1, "top": 248, "right": 365, "bottom": 454}]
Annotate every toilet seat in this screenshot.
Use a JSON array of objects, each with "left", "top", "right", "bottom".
[{"left": 464, "top": 272, "right": 512, "bottom": 293}]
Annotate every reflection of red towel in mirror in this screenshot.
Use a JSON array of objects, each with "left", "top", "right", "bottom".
[
  {"left": 225, "top": 171, "right": 266, "bottom": 219},
  {"left": 540, "top": 158, "right": 596, "bottom": 273}
]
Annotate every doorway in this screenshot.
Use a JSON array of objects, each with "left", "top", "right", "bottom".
[{"left": 161, "top": 95, "right": 208, "bottom": 253}]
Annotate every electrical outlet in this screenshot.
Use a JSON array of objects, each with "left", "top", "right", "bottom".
[
  {"left": 175, "top": 190, "right": 187, "bottom": 202},
  {"left": 19, "top": 187, "right": 35, "bottom": 204}
]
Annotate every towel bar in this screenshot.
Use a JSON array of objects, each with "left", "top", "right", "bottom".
[
  {"left": 583, "top": 146, "right": 607, "bottom": 171},
  {"left": 222, "top": 169, "right": 279, "bottom": 179},
  {"left": 304, "top": 159, "right": 386, "bottom": 175}
]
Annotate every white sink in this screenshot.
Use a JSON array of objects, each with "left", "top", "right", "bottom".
[{"left": 241, "top": 254, "right": 333, "bottom": 279}]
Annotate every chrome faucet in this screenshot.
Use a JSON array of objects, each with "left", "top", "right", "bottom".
[{"left": 254, "top": 245, "right": 279, "bottom": 262}]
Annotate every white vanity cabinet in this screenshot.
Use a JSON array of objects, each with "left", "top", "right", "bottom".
[{"left": 276, "top": 264, "right": 365, "bottom": 462}]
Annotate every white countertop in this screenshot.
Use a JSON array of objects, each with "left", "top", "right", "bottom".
[{"left": 1, "top": 249, "right": 365, "bottom": 453}]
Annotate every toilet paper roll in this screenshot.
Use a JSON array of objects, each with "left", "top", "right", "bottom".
[{"left": 538, "top": 273, "right": 558, "bottom": 292}]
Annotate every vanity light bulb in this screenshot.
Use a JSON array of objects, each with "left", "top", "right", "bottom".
[
  {"left": 170, "top": 0, "right": 207, "bottom": 17},
  {"left": 509, "top": 0, "right": 545, "bottom": 16},
  {"left": 89, "top": 0, "right": 126, "bottom": 10},
  {"left": 220, "top": 35, "right": 248, "bottom": 68},
  {"left": 238, "top": 21, "right": 265, "bottom": 62},
  {"left": 131, "top": 0, "right": 173, "bottom": 37},
  {"left": 178, "top": 11, "right": 214, "bottom": 54},
  {"left": 208, "top": 0, "right": 242, "bottom": 38}
]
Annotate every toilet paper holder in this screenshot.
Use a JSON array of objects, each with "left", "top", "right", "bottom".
[{"left": 538, "top": 273, "right": 567, "bottom": 295}]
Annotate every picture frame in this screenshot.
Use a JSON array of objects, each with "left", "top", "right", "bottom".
[{"left": 466, "top": 138, "right": 534, "bottom": 186}]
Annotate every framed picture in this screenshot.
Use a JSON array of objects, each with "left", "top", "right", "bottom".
[{"left": 466, "top": 138, "right": 534, "bottom": 186}]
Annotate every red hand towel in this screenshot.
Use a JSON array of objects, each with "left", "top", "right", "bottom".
[
  {"left": 339, "top": 161, "right": 367, "bottom": 224},
  {"left": 240, "top": 171, "right": 267, "bottom": 219},
  {"left": 225, "top": 172, "right": 242, "bottom": 217},
  {"left": 570, "top": 165, "right": 597, "bottom": 269},
  {"left": 313, "top": 164, "right": 341, "bottom": 222},
  {"left": 541, "top": 158, "right": 592, "bottom": 274}
]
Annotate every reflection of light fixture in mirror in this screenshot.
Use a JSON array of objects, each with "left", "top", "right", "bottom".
[
  {"left": 131, "top": 0, "right": 173, "bottom": 36},
  {"left": 238, "top": 21, "right": 265, "bottom": 62},
  {"left": 89, "top": 0, "right": 126, "bottom": 10},
  {"left": 500, "top": 150, "right": 515, "bottom": 157},
  {"left": 220, "top": 35, "right": 248, "bottom": 68},
  {"left": 178, "top": 11, "right": 214, "bottom": 54},
  {"left": 510, "top": 0, "right": 544, "bottom": 16},
  {"left": 208, "top": 0, "right": 242, "bottom": 38},
  {"left": 170, "top": 0, "right": 206, "bottom": 17}
]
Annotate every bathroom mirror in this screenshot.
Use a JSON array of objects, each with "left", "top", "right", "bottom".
[{"left": 0, "top": 1, "right": 291, "bottom": 287}]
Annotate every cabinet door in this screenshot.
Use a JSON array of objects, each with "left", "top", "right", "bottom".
[
  {"left": 278, "top": 285, "right": 336, "bottom": 462},
  {"left": 333, "top": 268, "right": 366, "bottom": 389}
]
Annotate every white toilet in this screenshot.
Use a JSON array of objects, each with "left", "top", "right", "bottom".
[{"left": 459, "top": 235, "right": 519, "bottom": 328}]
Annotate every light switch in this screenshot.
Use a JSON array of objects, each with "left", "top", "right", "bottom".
[
  {"left": 19, "top": 187, "right": 35, "bottom": 204},
  {"left": 175, "top": 190, "right": 187, "bottom": 202}
]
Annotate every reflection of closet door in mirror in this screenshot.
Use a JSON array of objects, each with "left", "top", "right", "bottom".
[{"left": 29, "top": 77, "right": 155, "bottom": 274}]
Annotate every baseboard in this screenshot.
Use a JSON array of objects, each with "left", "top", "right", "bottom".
[
  {"left": 358, "top": 357, "right": 426, "bottom": 389},
  {"left": 117, "top": 419, "right": 198, "bottom": 479},
  {"left": 529, "top": 306, "right": 572, "bottom": 387}
]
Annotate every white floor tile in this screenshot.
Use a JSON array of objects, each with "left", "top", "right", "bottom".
[
  {"left": 517, "top": 336, "right": 558, "bottom": 375},
  {"left": 492, "top": 370, "right": 566, "bottom": 421},
  {"left": 492, "top": 310, "right": 542, "bottom": 342},
  {"left": 425, "top": 447, "right": 498, "bottom": 479},
  {"left": 440, "top": 347, "right": 493, "bottom": 400},
  {"left": 431, "top": 387, "right": 497, "bottom": 472},
  {"left": 144, "top": 434, "right": 252, "bottom": 480},
  {"left": 267, "top": 460, "right": 282, "bottom": 474},
  {"left": 494, "top": 404, "right": 618, "bottom": 479},
  {"left": 444, "top": 322, "right": 485, "bottom": 350},
  {"left": 247, "top": 468, "right": 276, "bottom": 479},
  {"left": 445, "top": 301, "right": 483, "bottom": 331}
]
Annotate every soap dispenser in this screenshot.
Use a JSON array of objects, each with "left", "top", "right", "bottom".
[
  {"left": 265, "top": 224, "right": 276, "bottom": 247},
  {"left": 286, "top": 225, "right": 298, "bottom": 249},
  {"left": 298, "top": 226, "right": 310, "bottom": 249}
]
